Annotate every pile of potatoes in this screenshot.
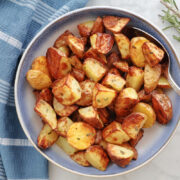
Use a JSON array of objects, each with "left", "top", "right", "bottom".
[{"left": 26, "top": 15, "right": 173, "bottom": 171}]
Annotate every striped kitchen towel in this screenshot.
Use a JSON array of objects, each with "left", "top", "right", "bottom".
[{"left": 0, "top": 0, "right": 88, "bottom": 179}]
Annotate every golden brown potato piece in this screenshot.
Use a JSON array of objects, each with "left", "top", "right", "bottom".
[
  {"left": 67, "top": 122, "right": 96, "bottom": 150},
  {"left": 85, "top": 145, "right": 109, "bottom": 171},
  {"left": 130, "top": 37, "right": 149, "bottom": 67},
  {"left": 152, "top": 93, "right": 172, "bottom": 124},
  {"left": 102, "top": 121, "right": 130, "bottom": 145},
  {"left": 69, "top": 55, "right": 83, "bottom": 70},
  {"left": 37, "top": 124, "right": 58, "bottom": 149},
  {"left": 71, "top": 68, "right": 85, "bottom": 82},
  {"left": 26, "top": 70, "right": 52, "bottom": 90},
  {"left": 77, "top": 20, "right": 94, "bottom": 37},
  {"left": 90, "top": 33, "right": 114, "bottom": 54},
  {"left": 157, "top": 76, "right": 171, "bottom": 89},
  {"left": 115, "top": 88, "right": 138, "bottom": 117},
  {"left": 144, "top": 64, "right": 161, "bottom": 93},
  {"left": 103, "top": 16, "right": 130, "bottom": 33},
  {"left": 126, "top": 66, "right": 144, "bottom": 91},
  {"left": 70, "top": 151, "right": 90, "bottom": 167},
  {"left": 138, "top": 89, "right": 152, "bottom": 102},
  {"left": 107, "top": 143, "right": 134, "bottom": 167},
  {"left": 142, "top": 42, "right": 164, "bottom": 67},
  {"left": 58, "top": 45, "right": 70, "bottom": 57},
  {"left": 99, "top": 140, "right": 108, "bottom": 150},
  {"left": 91, "top": 16, "right": 104, "bottom": 34},
  {"left": 133, "top": 102, "right": 156, "bottom": 128},
  {"left": 53, "top": 97, "right": 78, "bottom": 117},
  {"left": 46, "top": 47, "right": 71, "bottom": 79},
  {"left": 83, "top": 58, "right": 107, "bottom": 82},
  {"left": 107, "top": 52, "right": 120, "bottom": 68},
  {"left": 109, "top": 68, "right": 121, "bottom": 76},
  {"left": 76, "top": 80, "right": 95, "bottom": 106},
  {"left": 52, "top": 74, "right": 81, "bottom": 105},
  {"left": 97, "top": 108, "right": 110, "bottom": 124},
  {"left": 122, "top": 112, "right": 147, "bottom": 139},
  {"left": 113, "top": 61, "right": 129, "bottom": 72},
  {"left": 114, "top": 33, "right": 130, "bottom": 59},
  {"left": 78, "top": 106, "right": 104, "bottom": 129},
  {"left": 102, "top": 73, "right": 126, "bottom": 92},
  {"left": 67, "top": 34, "right": 85, "bottom": 58},
  {"left": 56, "top": 136, "right": 78, "bottom": 155},
  {"left": 129, "top": 129, "right": 144, "bottom": 147},
  {"left": 94, "top": 130, "right": 103, "bottom": 144},
  {"left": 34, "top": 99, "right": 57, "bottom": 129},
  {"left": 92, "top": 83, "right": 117, "bottom": 108},
  {"left": 56, "top": 117, "right": 74, "bottom": 137}
]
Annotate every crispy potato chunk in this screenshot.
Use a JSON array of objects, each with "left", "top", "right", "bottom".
[
  {"left": 85, "top": 145, "right": 109, "bottom": 171},
  {"left": 46, "top": 47, "right": 71, "bottom": 79},
  {"left": 94, "top": 130, "right": 103, "bottom": 144},
  {"left": 70, "top": 151, "right": 90, "bottom": 167},
  {"left": 67, "top": 122, "right": 96, "bottom": 150},
  {"left": 90, "top": 33, "right": 114, "bottom": 54},
  {"left": 71, "top": 68, "right": 85, "bottom": 82},
  {"left": 122, "top": 112, "right": 147, "bottom": 139},
  {"left": 113, "top": 61, "right": 129, "bottom": 72},
  {"left": 103, "top": 16, "right": 130, "bottom": 33},
  {"left": 115, "top": 88, "right": 138, "bottom": 117},
  {"left": 157, "top": 76, "right": 171, "bottom": 89},
  {"left": 67, "top": 34, "right": 85, "bottom": 58},
  {"left": 76, "top": 80, "right": 95, "bottom": 106},
  {"left": 109, "top": 68, "right": 121, "bottom": 76},
  {"left": 56, "top": 117, "right": 74, "bottom": 137},
  {"left": 114, "top": 33, "right": 130, "bottom": 59},
  {"left": 97, "top": 108, "right": 110, "bottom": 124},
  {"left": 26, "top": 70, "right": 52, "bottom": 90},
  {"left": 91, "top": 16, "right": 104, "bottom": 34},
  {"left": 102, "top": 73, "right": 126, "bottom": 92},
  {"left": 126, "top": 66, "right": 144, "bottom": 91},
  {"left": 130, "top": 37, "right": 149, "bottom": 67},
  {"left": 99, "top": 140, "right": 108, "bottom": 150},
  {"left": 69, "top": 56, "right": 83, "bottom": 70},
  {"left": 152, "top": 93, "right": 172, "bottom": 124},
  {"left": 138, "top": 89, "right": 152, "bottom": 102},
  {"left": 102, "top": 121, "right": 130, "bottom": 145},
  {"left": 83, "top": 58, "right": 107, "bottom": 82},
  {"left": 93, "top": 83, "right": 117, "bottom": 108},
  {"left": 37, "top": 124, "right": 58, "bottom": 149},
  {"left": 107, "top": 52, "right": 120, "bottom": 68},
  {"left": 142, "top": 42, "right": 164, "bottom": 67},
  {"left": 58, "top": 45, "right": 70, "bottom": 57},
  {"left": 144, "top": 64, "right": 161, "bottom": 93},
  {"left": 78, "top": 20, "right": 94, "bottom": 37},
  {"left": 133, "top": 102, "right": 156, "bottom": 128},
  {"left": 56, "top": 136, "right": 78, "bottom": 155},
  {"left": 78, "top": 106, "right": 104, "bottom": 129},
  {"left": 129, "top": 129, "right": 144, "bottom": 147},
  {"left": 35, "top": 99, "right": 57, "bottom": 129},
  {"left": 107, "top": 143, "right": 134, "bottom": 167},
  {"left": 52, "top": 74, "right": 81, "bottom": 105}
]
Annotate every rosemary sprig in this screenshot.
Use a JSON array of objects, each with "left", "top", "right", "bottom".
[{"left": 160, "top": 0, "right": 180, "bottom": 41}]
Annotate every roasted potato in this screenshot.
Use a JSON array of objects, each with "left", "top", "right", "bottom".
[
  {"left": 69, "top": 55, "right": 83, "bottom": 70},
  {"left": 103, "top": 16, "right": 130, "bottom": 33},
  {"left": 92, "top": 83, "right": 117, "bottom": 108},
  {"left": 133, "top": 102, "right": 156, "bottom": 128},
  {"left": 157, "top": 76, "right": 171, "bottom": 89},
  {"left": 83, "top": 58, "right": 107, "bottom": 82},
  {"left": 34, "top": 99, "right": 57, "bottom": 129},
  {"left": 94, "top": 130, "right": 103, "bottom": 144},
  {"left": 107, "top": 52, "right": 120, "bottom": 68},
  {"left": 138, "top": 89, "right": 152, "bottom": 102},
  {"left": 144, "top": 64, "right": 161, "bottom": 93},
  {"left": 130, "top": 37, "right": 149, "bottom": 67},
  {"left": 71, "top": 68, "right": 85, "bottom": 82},
  {"left": 122, "top": 112, "right": 147, "bottom": 139},
  {"left": 37, "top": 124, "right": 58, "bottom": 149},
  {"left": 102, "top": 121, "right": 130, "bottom": 145},
  {"left": 152, "top": 93, "right": 172, "bottom": 124},
  {"left": 113, "top": 61, "right": 129, "bottom": 72},
  {"left": 114, "top": 33, "right": 130, "bottom": 59},
  {"left": 102, "top": 72, "right": 126, "bottom": 92},
  {"left": 70, "top": 151, "right": 90, "bottom": 167},
  {"left": 129, "top": 129, "right": 144, "bottom": 147},
  {"left": 85, "top": 145, "right": 109, "bottom": 171},
  {"left": 126, "top": 66, "right": 144, "bottom": 91},
  {"left": 97, "top": 108, "right": 110, "bottom": 124},
  {"left": 26, "top": 70, "right": 52, "bottom": 90},
  {"left": 99, "top": 140, "right": 108, "bottom": 150},
  {"left": 78, "top": 20, "right": 94, "bottom": 37},
  {"left": 91, "top": 16, "right": 104, "bottom": 34},
  {"left": 56, "top": 136, "right": 78, "bottom": 155},
  {"left": 78, "top": 106, "right": 104, "bottom": 129},
  {"left": 109, "top": 68, "right": 121, "bottom": 76},
  {"left": 90, "top": 33, "right": 114, "bottom": 54},
  {"left": 56, "top": 117, "right": 74, "bottom": 137},
  {"left": 67, "top": 122, "right": 96, "bottom": 150},
  {"left": 142, "top": 42, "right": 164, "bottom": 67},
  {"left": 52, "top": 74, "right": 81, "bottom": 105},
  {"left": 58, "top": 45, "right": 70, "bottom": 57},
  {"left": 107, "top": 143, "right": 134, "bottom": 167},
  {"left": 76, "top": 80, "right": 95, "bottom": 106},
  {"left": 115, "top": 88, "right": 138, "bottom": 117},
  {"left": 71, "top": 110, "right": 82, "bottom": 122}
]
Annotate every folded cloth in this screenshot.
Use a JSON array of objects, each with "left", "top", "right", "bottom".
[{"left": 0, "top": 0, "right": 88, "bottom": 179}]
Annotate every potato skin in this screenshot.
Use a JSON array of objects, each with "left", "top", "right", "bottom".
[
  {"left": 113, "top": 61, "right": 129, "bottom": 72},
  {"left": 91, "top": 16, "right": 104, "bottom": 34},
  {"left": 138, "top": 89, "right": 152, "bottom": 102},
  {"left": 94, "top": 130, "right": 103, "bottom": 144},
  {"left": 71, "top": 68, "right": 85, "bottom": 82},
  {"left": 97, "top": 108, "right": 110, "bottom": 124},
  {"left": 107, "top": 52, "right": 120, "bottom": 68},
  {"left": 77, "top": 20, "right": 94, "bottom": 37},
  {"left": 69, "top": 55, "right": 83, "bottom": 70},
  {"left": 129, "top": 129, "right": 144, "bottom": 147}
]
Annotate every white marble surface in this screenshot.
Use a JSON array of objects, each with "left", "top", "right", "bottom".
[{"left": 49, "top": 0, "right": 180, "bottom": 179}]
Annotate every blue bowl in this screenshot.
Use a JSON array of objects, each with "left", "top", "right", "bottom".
[{"left": 15, "top": 7, "right": 180, "bottom": 177}]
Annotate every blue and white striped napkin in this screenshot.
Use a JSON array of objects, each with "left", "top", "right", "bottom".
[{"left": 0, "top": 0, "right": 88, "bottom": 179}]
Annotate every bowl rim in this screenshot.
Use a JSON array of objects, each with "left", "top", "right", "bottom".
[{"left": 14, "top": 6, "right": 180, "bottom": 177}]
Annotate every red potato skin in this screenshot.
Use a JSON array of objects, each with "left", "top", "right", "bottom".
[
  {"left": 138, "top": 89, "right": 152, "bottom": 103},
  {"left": 78, "top": 24, "right": 92, "bottom": 37},
  {"left": 113, "top": 61, "right": 129, "bottom": 73},
  {"left": 91, "top": 17, "right": 104, "bottom": 34},
  {"left": 94, "top": 130, "right": 103, "bottom": 144},
  {"left": 109, "top": 68, "right": 121, "bottom": 76},
  {"left": 107, "top": 52, "right": 120, "bottom": 68},
  {"left": 129, "top": 129, "right": 144, "bottom": 147},
  {"left": 98, "top": 108, "right": 110, "bottom": 124},
  {"left": 71, "top": 68, "right": 85, "bottom": 82}
]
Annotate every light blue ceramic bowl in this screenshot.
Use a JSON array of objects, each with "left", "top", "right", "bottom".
[{"left": 15, "top": 7, "right": 180, "bottom": 177}]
